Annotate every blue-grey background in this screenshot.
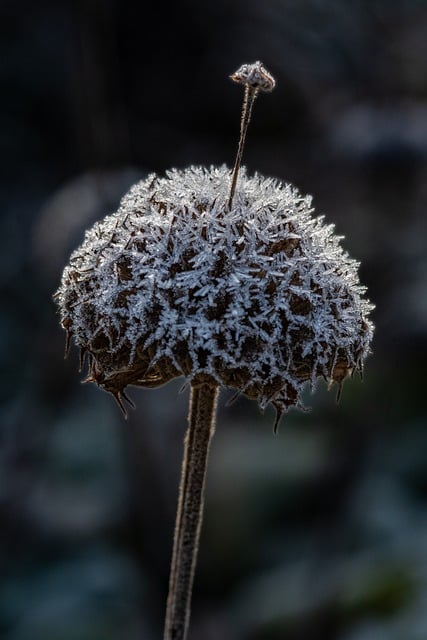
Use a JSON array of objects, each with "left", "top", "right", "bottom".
[{"left": 1, "top": 1, "right": 427, "bottom": 638}]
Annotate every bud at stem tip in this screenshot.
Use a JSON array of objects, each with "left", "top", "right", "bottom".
[{"left": 228, "top": 61, "right": 276, "bottom": 209}]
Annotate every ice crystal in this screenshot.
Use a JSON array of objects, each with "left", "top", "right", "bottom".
[{"left": 55, "top": 165, "right": 374, "bottom": 423}]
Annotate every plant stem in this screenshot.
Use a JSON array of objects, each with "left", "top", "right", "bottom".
[
  {"left": 163, "top": 380, "right": 219, "bottom": 640},
  {"left": 228, "top": 85, "right": 258, "bottom": 210}
]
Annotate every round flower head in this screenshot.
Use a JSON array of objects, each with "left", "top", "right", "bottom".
[{"left": 56, "top": 165, "right": 373, "bottom": 426}]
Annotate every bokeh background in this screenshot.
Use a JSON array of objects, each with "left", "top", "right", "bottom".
[{"left": 1, "top": 0, "right": 427, "bottom": 638}]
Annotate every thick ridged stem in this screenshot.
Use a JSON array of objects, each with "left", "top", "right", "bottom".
[
  {"left": 163, "top": 380, "right": 219, "bottom": 640},
  {"left": 228, "top": 85, "right": 258, "bottom": 210}
]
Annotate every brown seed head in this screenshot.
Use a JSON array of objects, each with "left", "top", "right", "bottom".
[{"left": 55, "top": 166, "right": 374, "bottom": 423}]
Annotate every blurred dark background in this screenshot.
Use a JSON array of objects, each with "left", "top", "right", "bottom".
[{"left": 1, "top": 0, "right": 427, "bottom": 638}]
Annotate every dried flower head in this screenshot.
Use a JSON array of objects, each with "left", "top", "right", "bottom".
[
  {"left": 230, "top": 61, "right": 276, "bottom": 92},
  {"left": 55, "top": 165, "right": 373, "bottom": 426}
]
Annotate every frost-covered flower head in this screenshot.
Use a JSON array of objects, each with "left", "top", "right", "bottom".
[
  {"left": 55, "top": 62, "right": 373, "bottom": 428},
  {"left": 230, "top": 60, "right": 276, "bottom": 92}
]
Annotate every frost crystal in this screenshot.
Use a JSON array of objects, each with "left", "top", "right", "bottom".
[{"left": 56, "top": 165, "right": 374, "bottom": 421}]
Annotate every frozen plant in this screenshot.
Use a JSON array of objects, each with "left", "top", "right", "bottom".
[{"left": 55, "top": 61, "right": 374, "bottom": 640}]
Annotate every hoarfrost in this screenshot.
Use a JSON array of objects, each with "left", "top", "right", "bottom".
[{"left": 56, "top": 165, "right": 374, "bottom": 418}]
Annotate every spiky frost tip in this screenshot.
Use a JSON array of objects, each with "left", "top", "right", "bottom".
[{"left": 55, "top": 166, "right": 374, "bottom": 420}]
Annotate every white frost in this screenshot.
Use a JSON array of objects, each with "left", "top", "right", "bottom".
[{"left": 56, "top": 165, "right": 374, "bottom": 415}]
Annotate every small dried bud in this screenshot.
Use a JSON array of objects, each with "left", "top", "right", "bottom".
[
  {"left": 55, "top": 166, "right": 374, "bottom": 423},
  {"left": 230, "top": 61, "right": 276, "bottom": 92}
]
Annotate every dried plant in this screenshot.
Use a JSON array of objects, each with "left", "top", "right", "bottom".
[{"left": 55, "top": 61, "right": 374, "bottom": 640}]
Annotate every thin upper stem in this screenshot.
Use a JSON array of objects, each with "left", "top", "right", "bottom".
[
  {"left": 228, "top": 85, "right": 258, "bottom": 210},
  {"left": 164, "top": 380, "right": 219, "bottom": 640}
]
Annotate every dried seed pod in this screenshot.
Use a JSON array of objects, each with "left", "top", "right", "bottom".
[
  {"left": 55, "top": 165, "right": 374, "bottom": 423},
  {"left": 230, "top": 61, "right": 276, "bottom": 92}
]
